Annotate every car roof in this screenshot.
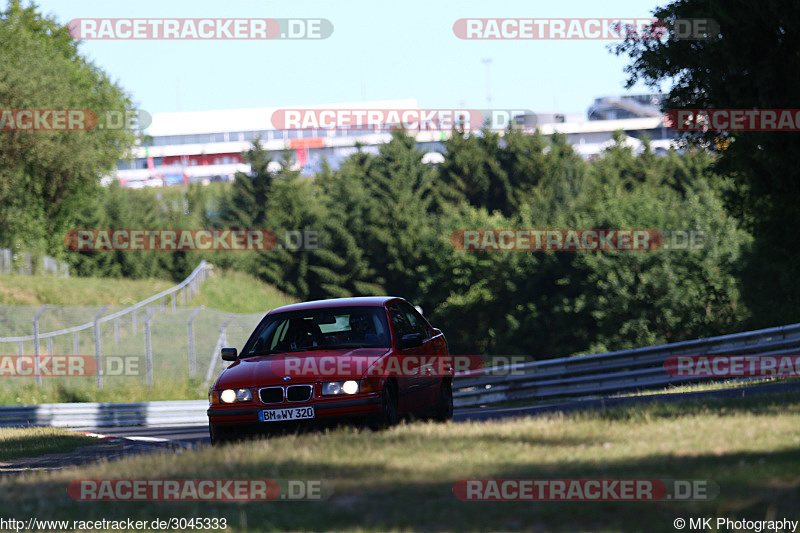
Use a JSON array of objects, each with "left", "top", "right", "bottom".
[{"left": 267, "top": 296, "right": 403, "bottom": 315}]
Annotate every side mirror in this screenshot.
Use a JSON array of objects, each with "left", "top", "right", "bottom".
[
  {"left": 221, "top": 347, "right": 238, "bottom": 361},
  {"left": 399, "top": 333, "right": 424, "bottom": 350}
]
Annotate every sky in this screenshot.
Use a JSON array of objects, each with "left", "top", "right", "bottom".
[{"left": 32, "top": 0, "right": 670, "bottom": 119}]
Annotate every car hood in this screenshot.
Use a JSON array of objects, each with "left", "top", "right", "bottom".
[{"left": 214, "top": 348, "right": 391, "bottom": 389}]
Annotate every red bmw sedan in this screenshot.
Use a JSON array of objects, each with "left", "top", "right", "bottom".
[{"left": 207, "top": 296, "right": 452, "bottom": 444}]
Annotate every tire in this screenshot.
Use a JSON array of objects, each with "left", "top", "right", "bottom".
[
  {"left": 434, "top": 380, "right": 453, "bottom": 422},
  {"left": 209, "top": 425, "right": 234, "bottom": 446},
  {"left": 370, "top": 381, "right": 399, "bottom": 429}
]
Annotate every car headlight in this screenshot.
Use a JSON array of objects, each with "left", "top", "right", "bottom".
[
  {"left": 321, "top": 380, "right": 360, "bottom": 396},
  {"left": 219, "top": 388, "right": 253, "bottom": 403}
]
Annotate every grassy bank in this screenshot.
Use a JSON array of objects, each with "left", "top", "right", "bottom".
[
  {"left": 2, "top": 393, "right": 799, "bottom": 531},
  {"left": 0, "top": 427, "right": 100, "bottom": 460},
  {"left": 0, "top": 268, "right": 296, "bottom": 405},
  {"left": 0, "top": 268, "right": 295, "bottom": 313}
]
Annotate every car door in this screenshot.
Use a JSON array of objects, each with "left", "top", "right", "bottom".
[
  {"left": 395, "top": 301, "right": 445, "bottom": 408},
  {"left": 387, "top": 302, "right": 427, "bottom": 413}
]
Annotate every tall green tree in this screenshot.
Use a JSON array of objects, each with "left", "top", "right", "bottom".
[
  {"left": 216, "top": 142, "right": 382, "bottom": 300},
  {"left": 0, "top": 1, "right": 136, "bottom": 255},
  {"left": 318, "top": 132, "right": 440, "bottom": 301},
  {"left": 614, "top": 0, "right": 800, "bottom": 328}
]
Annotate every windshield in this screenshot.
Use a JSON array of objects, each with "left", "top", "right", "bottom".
[{"left": 242, "top": 306, "right": 391, "bottom": 356}]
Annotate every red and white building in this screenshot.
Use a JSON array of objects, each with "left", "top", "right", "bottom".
[
  {"left": 109, "top": 95, "right": 680, "bottom": 187},
  {"left": 112, "top": 99, "right": 441, "bottom": 187}
]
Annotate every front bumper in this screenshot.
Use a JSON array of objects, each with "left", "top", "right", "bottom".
[{"left": 207, "top": 394, "right": 382, "bottom": 431}]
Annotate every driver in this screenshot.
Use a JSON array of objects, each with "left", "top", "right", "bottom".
[{"left": 349, "top": 313, "right": 378, "bottom": 343}]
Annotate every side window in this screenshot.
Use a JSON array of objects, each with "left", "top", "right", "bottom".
[
  {"left": 269, "top": 319, "right": 290, "bottom": 351},
  {"left": 399, "top": 302, "right": 430, "bottom": 338},
  {"left": 388, "top": 303, "right": 413, "bottom": 339}
]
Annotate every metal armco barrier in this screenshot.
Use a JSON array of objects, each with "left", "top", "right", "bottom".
[
  {"left": 453, "top": 322, "right": 800, "bottom": 407},
  {"left": 1, "top": 321, "right": 799, "bottom": 427},
  {"left": 0, "top": 400, "right": 208, "bottom": 427}
]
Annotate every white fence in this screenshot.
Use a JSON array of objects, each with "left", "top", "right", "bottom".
[
  {"left": 0, "top": 261, "right": 265, "bottom": 389},
  {"left": 0, "top": 248, "right": 69, "bottom": 277}
]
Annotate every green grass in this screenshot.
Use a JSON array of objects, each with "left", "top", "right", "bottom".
[
  {"left": 0, "top": 268, "right": 296, "bottom": 405},
  {"left": 191, "top": 268, "right": 296, "bottom": 313},
  {"left": 0, "top": 268, "right": 295, "bottom": 313},
  {"left": 0, "top": 427, "right": 100, "bottom": 460},
  {"left": 0, "top": 378, "right": 209, "bottom": 405},
  {"left": 0, "top": 275, "right": 175, "bottom": 307},
  {"left": 491, "top": 377, "right": 799, "bottom": 408},
  {"left": 609, "top": 376, "right": 800, "bottom": 398},
  {"left": 2, "top": 393, "right": 799, "bottom": 532}
]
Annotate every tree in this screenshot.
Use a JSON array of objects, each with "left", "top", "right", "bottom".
[
  {"left": 613, "top": 0, "right": 800, "bottom": 328},
  {"left": 436, "top": 128, "right": 514, "bottom": 215},
  {"left": 426, "top": 134, "right": 748, "bottom": 357},
  {"left": 68, "top": 183, "right": 165, "bottom": 279},
  {"left": 216, "top": 142, "right": 382, "bottom": 300},
  {"left": 0, "top": 1, "right": 136, "bottom": 255}
]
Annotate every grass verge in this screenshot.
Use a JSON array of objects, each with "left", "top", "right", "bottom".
[
  {"left": 0, "top": 377, "right": 208, "bottom": 405},
  {"left": 0, "top": 268, "right": 295, "bottom": 313},
  {"left": 0, "top": 268, "right": 296, "bottom": 405},
  {"left": 191, "top": 268, "right": 295, "bottom": 313},
  {"left": 0, "top": 275, "right": 175, "bottom": 307},
  {"left": 2, "top": 393, "right": 799, "bottom": 531},
  {"left": 0, "top": 427, "right": 99, "bottom": 460}
]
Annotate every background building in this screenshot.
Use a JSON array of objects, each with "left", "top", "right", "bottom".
[{"left": 110, "top": 94, "right": 678, "bottom": 187}]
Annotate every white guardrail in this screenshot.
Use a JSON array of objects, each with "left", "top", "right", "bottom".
[{"left": 2, "top": 321, "right": 800, "bottom": 427}]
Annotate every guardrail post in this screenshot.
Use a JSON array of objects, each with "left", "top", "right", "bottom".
[
  {"left": 182, "top": 286, "right": 187, "bottom": 306},
  {"left": 187, "top": 306, "right": 203, "bottom": 378},
  {"left": 132, "top": 309, "right": 137, "bottom": 334},
  {"left": 17, "top": 341, "right": 22, "bottom": 357},
  {"left": 171, "top": 292, "right": 177, "bottom": 314},
  {"left": 73, "top": 332, "right": 79, "bottom": 355},
  {"left": 114, "top": 317, "right": 120, "bottom": 344},
  {"left": 160, "top": 296, "right": 166, "bottom": 312},
  {"left": 144, "top": 308, "right": 157, "bottom": 387},
  {"left": 203, "top": 313, "right": 235, "bottom": 388},
  {"left": 94, "top": 305, "right": 108, "bottom": 389},
  {"left": 32, "top": 305, "right": 48, "bottom": 386},
  {"left": 46, "top": 337, "right": 53, "bottom": 358}
]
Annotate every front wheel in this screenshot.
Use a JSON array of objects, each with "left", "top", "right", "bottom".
[
  {"left": 209, "top": 425, "right": 235, "bottom": 446},
  {"left": 434, "top": 380, "right": 453, "bottom": 422},
  {"left": 370, "top": 381, "right": 399, "bottom": 429}
]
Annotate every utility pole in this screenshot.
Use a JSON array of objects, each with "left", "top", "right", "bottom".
[{"left": 481, "top": 58, "right": 493, "bottom": 109}]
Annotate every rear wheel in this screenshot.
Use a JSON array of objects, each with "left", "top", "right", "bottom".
[{"left": 434, "top": 380, "right": 453, "bottom": 421}]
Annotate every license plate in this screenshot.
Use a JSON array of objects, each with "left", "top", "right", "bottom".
[{"left": 258, "top": 406, "right": 315, "bottom": 422}]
